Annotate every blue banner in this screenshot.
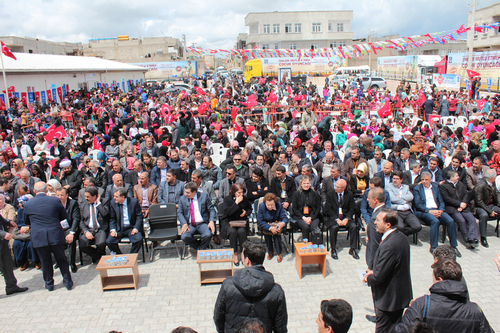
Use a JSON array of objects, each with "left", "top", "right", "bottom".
[
  {"left": 52, "top": 88, "right": 57, "bottom": 102},
  {"left": 0, "top": 94, "right": 4, "bottom": 103},
  {"left": 13, "top": 92, "right": 20, "bottom": 99},
  {"left": 122, "top": 79, "right": 125, "bottom": 92},
  {"left": 140, "top": 79, "right": 143, "bottom": 85},
  {"left": 28, "top": 92, "right": 35, "bottom": 103},
  {"left": 62, "top": 85, "right": 66, "bottom": 100},
  {"left": 41, "top": 91, "right": 46, "bottom": 104},
  {"left": 105, "top": 83, "right": 109, "bottom": 88},
  {"left": 488, "top": 78, "right": 492, "bottom": 92},
  {"left": 98, "top": 83, "right": 101, "bottom": 88}
]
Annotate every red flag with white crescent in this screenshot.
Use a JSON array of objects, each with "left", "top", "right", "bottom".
[
  {"left": 44, "top": 125, "right": 66, "bottom": 142},
  {"left": 1, "top": 41, "right": 16, "bottom": 60}
]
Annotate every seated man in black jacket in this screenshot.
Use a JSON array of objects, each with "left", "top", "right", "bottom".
[
  {"left": 439, "top": 170, "right": 478, "bottom": 249},
  {"left": 213, "top": 241, "right": 287, "bottom": 333},
  {"left": 323, "top": 179, "right": 358, "bottom": 260},
  {"left": 270, "top": 166, "right": 296, "bottom": 211},
  {"left": 245, "top": 168, "right": 270, "bottom": 204}
]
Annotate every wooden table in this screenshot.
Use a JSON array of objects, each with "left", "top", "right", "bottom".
[
  {"left": 95, "top": 253, "right": 140, "bottom": 291},
  {"left": 196, "top": 250, "right": 234, "bottom": 285},
  {"left": 294, "top": 243, "right": 327, "bottom": 279}
]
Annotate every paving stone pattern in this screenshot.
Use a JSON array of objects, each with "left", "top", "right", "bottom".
[{"left": 1, "top": 224, "right": 500, "bottom": 333}]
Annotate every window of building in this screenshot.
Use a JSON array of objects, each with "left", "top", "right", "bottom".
[
  {"left": 285, "top": 23, "right": 292, "bottom": 33},
  {"left": 311, "top": 43, "right": 318, "bottom": 50},
  {"left": 28, "top": 49, "right": 33, "bottom": 53},
  {"left": 448, "top": 49, "right": 453, "bottom": 54},
  {"left": 262, "top": 44, "right": 269, "bottom": 50},
  {"left": 312, "top": 23, "right": 321, "bottom": 33},
  {"left": 339, "top": 41, "right": 346, "bottom": 47},
  {"left": 273, "top": 24, "right": 280, "bottom": 34},
  {"left": 483, "top": 23, "right": 488, "bottom": 38},
  {"left": 330, "top": 41, "right": 337, "bottom": 48},
  {"left": 290, "top": 43, "right": 297, "bottom": 50},
  {"left": 274, "top": 43, "right": 279, "bottom": 49},
  {"left": 263, "top": 24, "right": 270, "bottom": 34},
  {"left": 337, "top": 23, "right": 344, "bottom": 32},
  {"left": 295, "top": 23, "right": 301, "bottom": 33},
  {"left": 328, "top": 23, "right": 333, "bottom": 32}
]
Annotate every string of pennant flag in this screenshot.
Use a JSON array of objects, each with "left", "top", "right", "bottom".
[{"left": 187, "top": 23, "right": 500, "bottom": 60}]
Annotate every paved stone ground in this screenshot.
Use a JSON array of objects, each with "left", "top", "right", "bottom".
[{"left": 1, "top": 222, "right": 500, "bottom": 333}]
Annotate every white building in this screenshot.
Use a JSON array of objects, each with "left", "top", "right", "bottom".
[
  {"left": 0, "top": 53, "right": 146, "bottom": 103},
  {"left": 469, "top": 3, "right": 500, "bottom": 51},
  {"left": 243, "top": 11, "right": 354, "bottom": 50},
  {"left": 0, "top": 36, "right": 82, "bottom": 56}
]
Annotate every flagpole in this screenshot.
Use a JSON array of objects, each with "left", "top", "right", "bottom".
[{"left": 0, "top": 52, "right": 9, "bottom": 110}]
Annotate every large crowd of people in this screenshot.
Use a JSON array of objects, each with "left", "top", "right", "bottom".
[{"left": 0, "top": 73, "right": 499, "bottom": 332}]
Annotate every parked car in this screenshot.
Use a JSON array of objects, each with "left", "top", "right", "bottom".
[
  {"left": 328, "top": 75, "right": 350, "bottom": 87},
  {"left": 361, "top": 77, "right": 387, "bottom": 91}
]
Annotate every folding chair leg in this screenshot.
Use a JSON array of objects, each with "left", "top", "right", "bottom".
[
  {"left": 413, "top": 232, "right": 418, "bottom": 245},
  {"left": 142, "top": 241, "right": 146, "bottom": 263}
]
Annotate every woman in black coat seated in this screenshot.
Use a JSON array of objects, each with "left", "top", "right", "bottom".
[
  {"left": 221, "top": 183, "right": 252, "bottom": 266},
  {"left": 349, "top": 162, "right": 369, "bottom": 198},
  {"left": 291, "top": 176, "right": 321, "bottom": 240}
]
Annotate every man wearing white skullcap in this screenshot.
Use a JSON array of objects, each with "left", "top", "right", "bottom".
[{"left": 56, "top": 159, "right": 82, "bottom": 199}]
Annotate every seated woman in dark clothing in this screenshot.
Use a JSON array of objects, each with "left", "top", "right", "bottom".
[
  {"left": 220, "top": 183, "right": 252, "bottom": 266},
  {"left": 349, "top": 162, "right": 369, "bottom": 198},
  {"left": 257, "top": 192, "right": 288, "bottom": 263},
  {"left": 291, "top": 176, "right": 321, "bottom": 241}
]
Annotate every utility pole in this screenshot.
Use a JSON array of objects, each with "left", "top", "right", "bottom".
[
  {"left": 182, "top": 34, "right": 187, "bottom": 61},
  {"left": 467, "top": 0, "right": 477, "bottom": 70}
]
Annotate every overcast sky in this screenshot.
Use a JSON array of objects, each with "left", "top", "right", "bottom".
[{"left": 0, "top": 0, "right": 498, "bottom": 49}]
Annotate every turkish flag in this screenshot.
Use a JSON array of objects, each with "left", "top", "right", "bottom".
[
  {"left": 467, "top": 69, "right": 481, "bottom": 78},
  {"left": 198, "top": 102, "right": 209, "bottom": 114},
  {"left": 1, "top": 41, "right": 16, "bottom": 60},
  {"left": 21, "top": 92, "right": 27, "bottom": 104},
  {"left": 0, "top": 98, "right": 5, "bottom": 111},
  {"left": 47, "top": 90, "right": 52, "bottom": 101},
  {"left": 45, "top": 125, "right": 66, "bottom": 142},
  {"left": 47, "top": 159, "right": 57, "bottom": 177},
  {"left": 93, "top": 136, "right": 103, "bottom": 151},
  {"left": 231, "top": 106, "right": 238, "bottom": 119},
  {"left": 160, "top": 104, "right": 171, "bottom": 118},
  {"left": 307, "top": 134, "right": 319, "bottom": 144},
  {"left": 395, "top": 95, "right": 401, "bottom": 108},
  {"left": 377, "top": 101, "right": 391, "bottom": 118},
  {"left": 2, "top": 86, "right": 15, "bottom": 93},
  {"left": 294, "top": 94, "right": 305, "bottom": 101},
  {"left": 34, "top": 91, "right": 40, "bottom": 102},
  {"left": 242, "top": 94, "right": 257, "bottom": 108},
  {"left": 476, "top": 99, "right": 486, "bottom": 110},
  {"left": 57, "top": 87, "right": 63, "bottom": 103},
  {"left": 417, "top": 90, "right": 426, "bottom": 104},
  {"left": 268, "top": 91, "right": 278, "bottom": 103},
  {"left": 427, "top": 114, "right": 441, "bottom": 124},
  {"left": 194, "top": 87, "right": 205, "bottom": 95}
]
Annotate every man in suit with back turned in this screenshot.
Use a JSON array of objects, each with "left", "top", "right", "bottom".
[
  {"left": 106, "top": 187, "right": 143, "bottom": 254},
  {"left": 363, "top": 209, "right": 412, "bottom": 333},
  {"left": 23, "top": 181, "right": 73, "bottom": 291}
]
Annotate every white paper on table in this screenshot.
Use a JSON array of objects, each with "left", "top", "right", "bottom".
[{"left": 358, "top": 269, "right": 368, "bottom": 286}]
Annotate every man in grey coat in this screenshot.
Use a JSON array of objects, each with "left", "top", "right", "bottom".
[{"left": 218, "top": 165, "right": 245, "bottom": 203}]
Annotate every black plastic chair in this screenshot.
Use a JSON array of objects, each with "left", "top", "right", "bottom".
[{"left": 148, "top": 203, "right": 182, "bottom": 261}]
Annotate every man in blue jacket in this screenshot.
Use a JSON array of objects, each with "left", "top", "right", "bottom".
[
  {"left": 178, "top": 182, "right": 216, "bottom": 250},
  {"left": 23, "top": 182, "right": 73, "bottom": 291},
  {"left": 413, "top": 172, "right": 459, "bottom": 257}
]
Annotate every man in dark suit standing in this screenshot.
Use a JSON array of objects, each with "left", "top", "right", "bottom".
[
  {"left": 80, "top": 187, "right": 109, "bottom": 263},
  {"left": 24, "top": 181, "right": 73, "bottom": 291},
  {"left": 0, "top": 214, "right": 29, "bottom": 295},
  {"left": 363, "top": 209, "right": 412, "bottom": 332},
  {"left": 323, "top": 179, "right": 358, "bottom": 260},
  {"left": 106, "top": 188, "right": 143, "bottom": 254},
  {"left": 56, "top": 187, "right": 81, "bottom": 273},
  {"left": 365, "top": 188, "right": 389, "bottom": 272},
  {"left": 178, "top": 182, "right": 216, "bottom": 250}
]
